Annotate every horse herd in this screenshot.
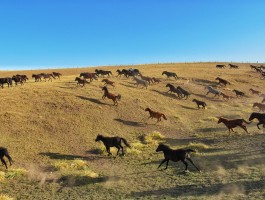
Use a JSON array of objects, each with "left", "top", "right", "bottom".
[{"left": 1, "top": 64, "right": 265, "bottom": 174}]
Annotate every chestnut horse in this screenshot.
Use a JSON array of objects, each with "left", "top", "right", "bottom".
[
  {"left": 102, "top": 79, "right": 115, "bottom": 87},
  {"left": 217, "top": 117, "right": 251, "bottom": 135},
  {"left": 145, "top": 108, "right": 167, "bottom": 122},
  {"left": 102, "top": 86, "right": 121, "bottom": 106}
]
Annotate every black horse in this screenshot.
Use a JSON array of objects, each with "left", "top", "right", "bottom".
[
  {"left": 162, "top": 71, "right": 178, "bottom": 79},
  {"left": 0, "top": 147, "right": 13, "bottom": 169},
  {"left": 249, "top": 112, "right": 265, "bottom": 129},
  {"left": 156, "top": 144, "right": 200, "bottom": 172},
  {"left": 176, "top": 86, "right": 191, "bottom": 99},
  {"left": 95, "top": 69, "right": 112, "bottom": 77},
  {"left": 95, "top": 134, "right": 131, "bottom": 156},
  {"left": 0, "top": 78, "right": 12, "bottom": 88},
  {"left": 166, "top": 83, "right": 182, "bottom": 98}
]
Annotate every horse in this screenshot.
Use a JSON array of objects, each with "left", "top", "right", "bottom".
[
  {"left": 176, "top": 86, "right": 191, "bottom": 99},
  {"left": 95, "top": 134, "right": 130, "bottom": 156},
  {"left": 233, "top": 89, "right": 245, "bottom": 97},
  {"left": 249, "top": 88, "right": 261, "bottom": 95},
  {"left": 133, "top": 77, "right": 148, "bottom": 89},
  {"left": 102, "top": 79, "right": 115, "bottom": 87},
  {"left": 32, "top": 74, "right": 42, "bottom": 82},
  {"left": 52, "top": 72, "right": 62, "bottom": 79},
  {"left": 192, "top": 99, "right": 206, "bottom": 109},
  {"left": 249, "top": 112, "right": 265, "bottom": 129},
  {"left": 166, "top": 83, "right": 182, "bottom": 98},
  {"left": 216, "top": 64, "right": 226, "bottom": 69},
  {"left": 262, "top": 98, "right": 265, "bottom": 103},
  {"left": 95, "top": 69, "right": 112, "bottom": 77},
  {"left": 0, "top": 77, "right": 12, "bottom": 88},
  {"left": 228, "top": 64, "right": 239, "bottom": 69},
  {"left": 116, "top": 69, "right": 126, "bottom": 78},
  {"left": 80, "top": 72, "right": 98, "bottom": 81},
  {"left": 152, "top": 77, "right": 161, "bottom": 83},
  {"left": 75, "top": 77, "right": 89, "bottom": 87},
  {"left": 102, "top": 86, "right": 121, "bottom": 106},
  {"left": 217, "top": 117, "right": 251, "bottom": 135},
  {"left": 0, "top": 147, "right": 13, "bottom": 169},
  {"left": 205, "top": 86, "right": 221, "bottom": 97},
  {"left": 162, "top": 71, "right": 178, "bottom": 79},
  {"left": 41, "top": 73, "right": 55, "bottom": 82},
  {"left": 220, "top": 92, "right": 233, "bottom": 101},
  {"left": 16, "top": 74, "right": 28, "bottom": 82},
  {"left": 12, "top": 75, "right": 24, "bottom": 86},
  {"left": 216, "top": 77, "right": 231, "bottom": 86},
  {"left": 145, "top": 108, "right": 167, "bottom": 122},
  {"left": 156, "top": 144, "right": 200, "bottom": 172},
  {"left": 139, "top": 74, "right": 153, "bottom": 84},
  {"left": 253, "top": 103, "right": 265, "bottom": 112}
]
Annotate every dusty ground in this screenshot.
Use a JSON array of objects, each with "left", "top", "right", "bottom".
[{"left": 0, "top": 63, "right": 265, "bottom": 199}]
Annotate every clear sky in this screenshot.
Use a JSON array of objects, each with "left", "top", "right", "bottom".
[{"left": 0, "top": 0, "right": 264, "bottom": 70}]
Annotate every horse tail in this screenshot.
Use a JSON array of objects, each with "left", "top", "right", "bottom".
[
  {"left": 242, "top": 119, "right": 251, "bottom": 124},
  {"left": 116, "top": 94, "right": 121, "bottom": 100},
  {"left": 121, "top": 138, "right": 131, "bottom": 148},
  {"left": 4, "top": 149, "right": 13, "bottom": 165},
  {"left": 162, "top": 114, "right": 167, "bottom": 120},
  {"left": 185, "top": 149, "right": 196, "bottom": 153}
]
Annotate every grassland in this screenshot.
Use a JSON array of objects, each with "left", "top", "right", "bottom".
[{"left": 0, "top": 63, "right": 265, "bottom": 199}]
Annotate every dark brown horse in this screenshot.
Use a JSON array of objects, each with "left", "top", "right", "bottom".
[
  {"left": 249, "top": 112, "right": 265, "bottom": 129},
  {"left": 156, "top": 144, "right": 200, "bottom": 172},
  {"left": 145, "top": 108, "right": 167, "bottom": 122},
  {"left": 216, "top": 77, "right": 231, "bottom": 86},
  {"left": 253, "top": 103, "right": 265, "bottom": 112},
  {"left": 249, "top": 88, "right": 261, "bottom": 95},
  {"left": 192, "top": 99, "right": 206, "bottom": 109},
  {"left": 95, "top": 134, "right": 130, "bottom": 156},
  {"left": 217, "top": 117, "right": 251, "bottom": 135},
  {"left": 52, "top": 72, "right": 62, "bottom": 79},
  {"left": 80, "top": 72, "right": 98, "bottom": 81},
  {"left": 75, "top": 77, "right": 89, "bottom": 87},
  {"left": 0, "top": 147, "right": 13, "bottom": 169},
  {"left": 102, "top": 86, "right": 121, "bottom": 106}
]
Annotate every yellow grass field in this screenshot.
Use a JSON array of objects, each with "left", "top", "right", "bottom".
[{"left": 0, "top": 62, "right": 265, "bottom": 199}]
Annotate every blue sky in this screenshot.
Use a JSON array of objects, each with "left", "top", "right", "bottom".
[{"left": 0, "top": 0, "right": 264, "bottom": 70}]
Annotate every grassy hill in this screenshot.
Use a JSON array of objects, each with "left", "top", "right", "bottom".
[{"left": 0, "top": 63, "right": 265, "bottom": 199}]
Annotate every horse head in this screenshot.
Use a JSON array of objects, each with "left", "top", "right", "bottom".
[
  {"left": 95, "top": 134, "right": 103, "bottom": 142},
  {"left": 156, "top": 143, "right": 169, "bottom": 152},
  {"left": 162, "top": 71, "right": 166, "bottom": 75},
  {"left": 249, "top": 113, "right": 257, "bottom": 121},
  {"left": 217, "top": 117, "right": 223, "bottom": 124}
]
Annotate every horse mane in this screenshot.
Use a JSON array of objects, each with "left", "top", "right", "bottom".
[
  {"left": 159, "top": 143, "right": 171, "bottom": 150},
  {"left": 102, "top": 86, "right": 108, "bottom": 92}
]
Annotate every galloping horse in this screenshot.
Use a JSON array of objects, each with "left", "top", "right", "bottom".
[
  {"left": 205, "top": 86, "right": 221, "bottom": 97},
  {"left": 95, "top": 134, "right": 130, "bottom": 156},
  {"left": 216, "top": 64, "right": 226, "bottom": 69},
  {"left": 233, "top": 89, "right": 245, "bottom": 97},
  {"left": 145, "top": 108, "right": 167, "bottom": 122},
  {"left": 0, "top": 147, "right": 13, "bottom": 169},
  {"left": 253, "top": 103, "right": 265, "bottom": 112},
  {"left": 249, "top": 112, "right": 265, "bottom": 129},
  {"left": 32, "top": 74, "right": 42, "bottom": 82},
  {"left": 95, "top": 69, "right": 112, "bottom": 77},
  {"left": 80, "top": 72, "right": 98, "bottom": 81},
  {"left": 102, "top": 86, "right": 121, "bottom": 106},
  {"left": 176, "top": 86, "right": 191, "bottom": 99},
  {"left": 228, "top": 64, "right": 239, "bottom": 69},
  {"left": 216, "top": 77, "right": 231, "bottom": 86},
  {"left": 217, "top": 117, "right": 251, "bottom": 135},
  {"left": 156, "top": 144, "right": 200, "bottom": 172},
  {"left": 75, "top": 77, "right": 89, "bottom": 87},
  {"left": 162, "top": 71, "right": 178, "bottom": 79},
  {"left": 52, "top": 72, "right": 62, "bottom": 79},
  {"left": 166, "top": 83, "right": 182, "bottom": 98},
  {"left": 0, "top": 77, "right": 12, "bottom": 88},
  {"left": 249, "top": 88, "right": 261, "bottom": 96},
  {"left": 102, "top": 79, "right": 115, "bottom": 87}
]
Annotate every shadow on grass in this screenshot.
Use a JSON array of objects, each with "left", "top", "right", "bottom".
[
  {"left": 76, "top": 95, "right": 107, "bottom": 105},
  {"left": 151, "top": 89, "right": 179, "bottom": 99},
  {"left": 114, "top": 118, "right": 146, "bottom": 127},
  {"left": 179, "top": 105, "right": 197, "bottom": 110},
  {"left": 119, "top": 83, "right": 137, "bottom": 88}
]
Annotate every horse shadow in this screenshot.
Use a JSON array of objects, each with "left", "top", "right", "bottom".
[
  {"left": 114, "top": 118, "right": 146, "bottom": 127},
  {"left": 151, "top": 89, "right": 178, "bottom": 99},
  {"left": 119, "top": 83, "right": 136, "bottom": 88},
  {"left": 179, "top": 105, "right": 197, "bottom": 110},
  {"left": 76, "top": 95, "right": 107, "bottom": 105},
  {"left": 39, "top": 152, "right": 88, "bottom": 160}
]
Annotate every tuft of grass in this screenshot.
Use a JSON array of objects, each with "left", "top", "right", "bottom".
[
  {"left": 203, "top": 117, "right": 218, "bottom": 122},
  {"left": 0, "top": 194, "right": 13, "bottom": 200},
  {"left": 186, "top": 142, "right": 210, "bottom": 151},
  {"left": 174, "top": 115, "right": 181, "bottom": 121},
  {"left": 0, "top": 168, "right": 27, "bottom": 181},
  {"left": 144, "top": 131, "right": 165, "bottom": 144},
  {"left": 126, "top": 148, "right": 142, "bottom": 155},
  {"left": 53, "top": 159, "right": 98, "bottom": 178}
]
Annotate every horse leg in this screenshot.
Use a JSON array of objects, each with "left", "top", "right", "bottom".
[
  {"left": 206, "top": 91, "right": 210, "bottom": 95},
  {"left": 1, "top": 158, "right": 7, "bottom": 169},
  {"left": 119, "top": 145, "right": 124, "bottom": 155},
  {"left": 106, "top": 147, "right": 112, "bottom": 156},
  {"left": 181, "top": 160, "right": 189, "bottom": 171},
  {"left": 115, "top": 145, "right": 120, "bottom": 156},
  {"left": 158, "top": 159, "right": 167, "bottom": 169},
  {"left": 102, "top": 95, "right": 105, "bottom": 100},
  {"left": 240, "top": 125, "right": 249, "bottom": 134},
  {"left": 257, "top": 122, "right": 261, "bottom": 130},
  {"left": 186, "top": 158, "right": 200, "bottom": 172}
]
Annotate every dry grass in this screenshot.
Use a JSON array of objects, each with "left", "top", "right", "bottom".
[
  {"left": 0, "top": 194, "right": 13, "bottom": 200},
  {"left": 0, "top": 62, "right": 265, "bottom": 199}
]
